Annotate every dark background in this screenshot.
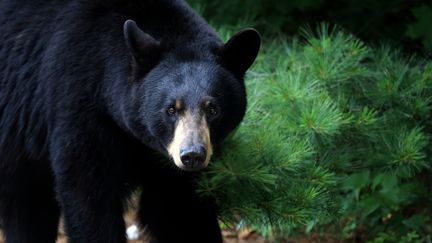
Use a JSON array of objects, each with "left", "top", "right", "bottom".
[{"left": 188, "top": 0, "right": 432, "bottom": 54}]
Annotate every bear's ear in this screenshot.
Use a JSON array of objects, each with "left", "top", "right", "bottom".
[
  {"left": 220, "top": 28, "right": 261, "bottom": 78},
  {"left": 123, "top": 20, "right": 161, "bottom": 75}
]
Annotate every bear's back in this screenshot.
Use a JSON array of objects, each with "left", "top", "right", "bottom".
[{"left": 0, "top": 0, "right": 62, "bottom": 160}]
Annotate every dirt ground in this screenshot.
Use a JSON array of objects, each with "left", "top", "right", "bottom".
[
  {"left": 1, "top": 207, "right": 338, "bottom": 243},
  {"left": 0, "top": 194, "right": 269, "bottom": 243},
  {"left": 1, "top": 229, "right": 266, "bottom": 243},
  {"left": 1, "top": 231, "right": 266, "bottom": 243},
  {"left": 0, "top": 210, "right": 267, "bottom": 243}
]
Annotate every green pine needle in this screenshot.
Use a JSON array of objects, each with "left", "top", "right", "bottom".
[{"left": 197, "top": 24, "right": 432, "bottom": 238}]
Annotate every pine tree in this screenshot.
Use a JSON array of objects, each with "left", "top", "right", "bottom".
[{"left": 198, "top": 25, "right": 432, "bottom": 240}]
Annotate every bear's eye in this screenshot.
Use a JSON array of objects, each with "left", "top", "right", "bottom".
[
  {"left": 206, "top": 105, "right": 218, "bottom": 117},
  {"left": 166, "top": 106, "right": 177, "bottom": 116}
]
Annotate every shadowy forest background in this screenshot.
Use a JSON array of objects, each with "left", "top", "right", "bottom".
[
  {"left": 185, "top": 0, "right": 432, "bottom": 242},
  {"left": 188, "top": 0, "right": 432, "bottom": 54}
]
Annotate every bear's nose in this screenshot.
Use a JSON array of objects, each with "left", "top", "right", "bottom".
[{"left": 180, "top": 145, "right": 207, "bottom": 169}]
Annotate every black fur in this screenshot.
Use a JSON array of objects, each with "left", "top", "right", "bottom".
[{"left": 0, "top": 0, "right": 260, "bottom": 242}]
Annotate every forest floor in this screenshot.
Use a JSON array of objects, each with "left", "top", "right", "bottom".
[
  {"left": 0, "top": 221, "right": 339, "bottom": 243},
  {"left": 57, "top": 210, "right": 268, "bottom": 243},
  {"left": 0, "top": 199, "right": 336, "bottom": 243},
  {"left": 0, "top": 210, "right": 268, "bottom": 243}
]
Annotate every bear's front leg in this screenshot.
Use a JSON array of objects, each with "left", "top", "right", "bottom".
[
  {"left": 50, "top": 126, "right": 127, "bottom": 243},
  {"left": 138, "top": 171, "right": 222, "bottom": 243}
]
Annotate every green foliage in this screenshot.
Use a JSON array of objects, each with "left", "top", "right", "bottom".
[
  {"left": 367, "top": 231, "right": 423, "bottom": 243},
  {"left": 406, "top": 5, "right": 432, "bottom": 50},
  {"left": 198, "top": 25, "right": 432, "bottom": 241},
  {"left": 188, "top": 0, "right": 432, "bottom": 52}
]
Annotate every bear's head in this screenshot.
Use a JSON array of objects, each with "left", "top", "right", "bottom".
[{"left": 122, "top": 20, "right": 260, "bottom": 171}]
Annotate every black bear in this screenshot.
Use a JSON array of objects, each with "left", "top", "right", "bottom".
[{"left": 0, "top": 0, "right": 260, "bottom": 242}]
